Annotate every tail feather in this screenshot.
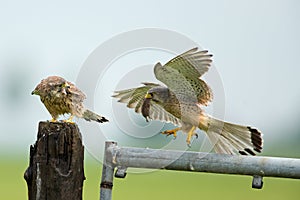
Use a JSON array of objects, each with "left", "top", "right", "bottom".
[
  {"left": 201, "top": 115, "right": 263, "bottom": 155},
  {"left": 82, "top": 109, "right": 109, "bottom": 123}
]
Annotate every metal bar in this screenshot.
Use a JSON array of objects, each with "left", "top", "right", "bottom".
[
  {"left": 100, "top": 142, "right": 117, "bottom": 200},
  {"left": 107, "top": 144, "right": 300, "bottom": 179}
]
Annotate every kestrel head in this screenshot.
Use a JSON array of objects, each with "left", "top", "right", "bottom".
[
  {"left": 31, "top": 76, "right": 70, "bottom": 97},
  {"left": 144, "top": 86, "right": 170, "bottom": 103},
  {"left": 141, "top": 86, "right": 170, "bottom": 121}
]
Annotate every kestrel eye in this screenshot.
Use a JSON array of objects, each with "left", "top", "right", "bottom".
[{"left": 59, "top": 83, "right": 67, "bottom": 88}]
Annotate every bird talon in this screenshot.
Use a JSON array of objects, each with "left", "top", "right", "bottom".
[
  {"left": 186, "top": 126, "right": 197, "bottom": 147},
  {"left": 164, "top": 133, "right": 170, "bottom": 138},
  {"left": 50, "top": 118, "right": 57, "bottom": 122},
  {"left": 63, "top": 119, "right": 75, "bottom": 124},
  {"left": 161, "top": 127, "right": 180, "bottom": 139},
  {"left": 63, "top": 115, "right": 75, "bottom": 124},
  {"left": 162, "top": 131, "right": 177, "bottom": 138}
]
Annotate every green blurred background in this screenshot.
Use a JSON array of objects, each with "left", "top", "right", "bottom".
[
  {"left": 1, "top": 152, "right": 300, "bottom": 200},
  {"left": 1, "top": 0, "right": 300, "bottom": 199}
]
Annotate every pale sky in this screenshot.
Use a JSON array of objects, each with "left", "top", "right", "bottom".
[{"left": 0, "top": 0, "right": 299, "bottom": 157}]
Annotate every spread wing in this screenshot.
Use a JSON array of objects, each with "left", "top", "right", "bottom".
[
  {"left": 154, "top": 47, "right": 213, "bottom": 105},
  {"left": 112, "top": 82, "right": 160, "bottom": 113},
  {"left": 112, "top": 83, "right": 181, "bottom": 126}
]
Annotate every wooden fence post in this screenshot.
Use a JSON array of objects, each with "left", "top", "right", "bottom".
[{"left": 24, "top": 122, "right": 85, "bottom": 200}]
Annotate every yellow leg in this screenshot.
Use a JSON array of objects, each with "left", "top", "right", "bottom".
[
  {"left": 63, "top": 115, "right": 75, "bottom": 124},
  {"left": 186, "top": 126, "right": 197, "bottom": 146},
  {"left": 161, "top": 127, "right": 181, "bottom": 138},
  {"left": 50, "top": 118, "right": 57, "bottom": 122}
]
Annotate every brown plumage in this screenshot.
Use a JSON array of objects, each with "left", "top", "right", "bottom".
[
  {"left": 32, "top": 76, "right": 108, "bottom": 123},
  {"left": 113, "top": 47, "right": 263, "bottom": 155}
]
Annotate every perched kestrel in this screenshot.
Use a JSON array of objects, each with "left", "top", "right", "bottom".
[
  {"left": 113, "top": 48, "right": 263, "bottom": 155},
  {"left": 32, "top": 76, "right": 108, "bottom": 123}
]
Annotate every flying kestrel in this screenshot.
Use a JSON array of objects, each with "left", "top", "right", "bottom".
[
  {"left": 113, "top": 48, "right": 263, "bottom": 155},
  {"left": 32, "top": 76, "right": 108, "bottom": 123}
]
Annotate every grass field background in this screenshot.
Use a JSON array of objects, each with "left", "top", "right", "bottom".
[{"left": 1, "top": 151, "right": 300, "bottom": 200}]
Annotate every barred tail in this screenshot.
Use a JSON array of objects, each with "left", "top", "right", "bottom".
[
  {"left": 199, "top": 115, "right": 263, "bottom": 155},
  {"left": 82, "top": 109, "right": 109, "bottom": 123}
]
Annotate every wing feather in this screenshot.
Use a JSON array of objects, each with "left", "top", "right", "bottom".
[
  {"left": 112, "top": 83, "right": 181, "bottom": 126},
  {"left": 165, "top": 48, "right": 212, "bottom": 78},
  {"left": 66, "top": 81, "right": 86, "bottom": 102},
  {"left": 154, "top": 47, "right": 213, "bottom": 105},
  {"left": 112, "top": 82, "right": 160, "bottom": 111},
  {"left": 149, "top": 102, "right": 182, "bottom": 126}
]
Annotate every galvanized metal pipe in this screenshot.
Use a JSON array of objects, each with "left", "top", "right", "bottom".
[
  {"left": 100, "top": 142, "right": 117, "bottom": 200},
  {"left": 100, "top": 141, "right": 300, "bottom": 199},
  {"left": 107, "top": 144, "right": 300, "bottom": 179}
]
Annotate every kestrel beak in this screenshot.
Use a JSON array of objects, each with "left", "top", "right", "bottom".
[
  {"left": 144, "top": 93, "right": 152, "bottom": 99},
  {"left": 31, "top": 90, "right": 38, "bottom": 95}
]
